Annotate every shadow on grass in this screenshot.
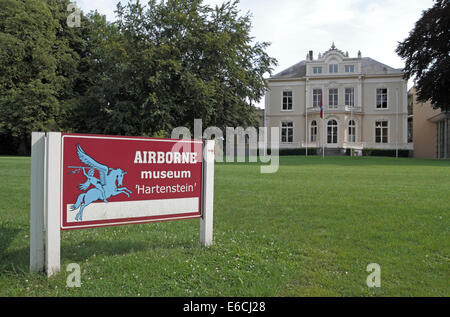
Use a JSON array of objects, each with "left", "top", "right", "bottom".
[
  {"left": 61, "top": 239, "right": 150, "bottom": 263},
  {"left": 0, "top": 226, "right": 27, "bottom": 274},
  {"left": 0, "top": 224, "right": 198, "bottom": 276},
  {"left": 216, "top": 155, "right": 450, "bottom": 168},
  {"left": 277, "top": 156, "right": 450, "bottom": 168}
]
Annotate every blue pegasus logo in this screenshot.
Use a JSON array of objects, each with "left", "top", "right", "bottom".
[{"left": 69, "top": 144, "right": 132, "bottom": 221}]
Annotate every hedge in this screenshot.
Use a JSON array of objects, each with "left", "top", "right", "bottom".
[
  {"left": 264, "top": 148, "right": 318, "bottom": 156},
  {"left": 361, "top": 148, "right": 411, "bottom": 157}
]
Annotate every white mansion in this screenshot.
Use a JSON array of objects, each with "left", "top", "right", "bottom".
[{"left": 264, "top": 44, "right": 412, "bottom": 153}]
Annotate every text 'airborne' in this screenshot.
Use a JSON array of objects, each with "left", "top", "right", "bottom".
[{"left": 134, "top": 151, "right": 198, "bottom": 164}]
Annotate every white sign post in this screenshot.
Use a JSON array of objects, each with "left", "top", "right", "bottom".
[
  {"left": 200, "top": 140, "right": 215, "bottom": 247},
  {"left": 30, "top": 132, "right": 61, "bottom": 276},
  {"left": 45, "top": 132, "right": 61, "bottom": 276},
  {"left": 30, "top": 132, "right": 45, "bottom": 274},
  {"left": 30, "top": 133, "right": 214, "bottom": 276}
]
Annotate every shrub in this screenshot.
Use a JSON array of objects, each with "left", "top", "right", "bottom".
[
  {"left": 362, "top": 148, "right": 411, "bottom": 157},
  {"left": 263, "top": 148, "right": 317, "bottom": 156}
]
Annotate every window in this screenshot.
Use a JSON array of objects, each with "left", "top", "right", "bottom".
[
  {"left": 375, "top": 121, "right": 388, "bottom": 143},
  {"left": 348, "top": 120, "right": 356, "bottom": 142},
  {"left": 313, "top": 89, "right": 322, "bottom": 107},
  {"left": 345, "top": 88, "right": 354, "bottom": 107},
  {"left": 281, "top": 122, "right": 293, "bottom": 143},
  {"left": 408, "top": 117, "right": 413, "bottom": 143},
  {"left": 327, "top": 119, "right": 338, "bottom": 144},
  {"left": 282, "top": 90, "right": 293, "bottom": 110},
  {"left": 345, "top": 65, "right": 355, "bottom": 73},
  {"left": 437, "top": 119, "right": 449, "bottom": 159},
  {"left": 408, "top": 93, "right": 413, "bottom": 115},
  {"left": 310, "top": 120, "right": 317, "bottom": 142},
  {"left": 329, "top": 64, "right": 338, "bottom": 73},
  {"left": 376, "top": 88, "right": 388, "bottom": 109},
  {"left": 329, "top": 88, "right": 338, "bottom": 108},
  {"left": 313, "top": 67, "right": 322, "bottom": 74}
]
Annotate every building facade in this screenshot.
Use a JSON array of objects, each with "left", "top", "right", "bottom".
[
  {"left": 264, "top": 44, "right": 411, "bottom": 154},
  {"left": 410, "top": 87, "right": 449, "bottom": 159}
]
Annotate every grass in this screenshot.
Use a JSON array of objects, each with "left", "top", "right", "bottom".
[{"left": 0, "top": 155, "right": 449, "bottom": 296}]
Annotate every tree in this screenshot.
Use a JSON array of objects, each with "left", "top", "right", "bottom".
[
  {"left": 78, "top": 0, "right": 277, "bottom": 136},
  {"left": 396, "top": 0, "right": 450, "bottom": 111},
  {"left": 0, "top": 0, "right": 277, "bottom": 154},
  {"left": 0, "top": 0, "right": 92, "bottom": 153}
]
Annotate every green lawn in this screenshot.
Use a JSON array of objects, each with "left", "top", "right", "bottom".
[{"left": 0, "top": 155, "right": 449, "bottom": 296}]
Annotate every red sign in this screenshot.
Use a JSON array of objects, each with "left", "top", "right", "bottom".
[{"left": 60, "top": 133, "right": 203, "bottom": 230}]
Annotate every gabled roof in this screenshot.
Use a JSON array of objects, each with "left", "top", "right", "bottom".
[
  {"left": 270, "top": 60, "right": 306, "bottom": 79},
  {"left": 269, "top": 57, "right": 403, "bottom": 80},
  {"left": 360, "top": 57, "right": 403, "bottom": 75}
]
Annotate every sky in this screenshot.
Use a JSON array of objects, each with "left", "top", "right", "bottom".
[{"left": 76, "top": 0, "right": 435, "bottom": 107}]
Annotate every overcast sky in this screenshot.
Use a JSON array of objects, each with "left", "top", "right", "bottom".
[{"left": 76, "top": 0, "right": 435, "bottom": 107}]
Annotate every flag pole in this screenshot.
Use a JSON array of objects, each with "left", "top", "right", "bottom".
[
  {"left": 396, "top": 88, "right": 399, "bottom": 158},
  {"left": 321, "top": 92, "right": 325, "bottom": 159},
  {"left": 306, "top": 101, "right": 308, "bottom": 157},
  {"left": 322, "top": 118, "right": 325, "bottom": 159},
  {"left": 350, "top": 100, "right": 353, "bottom": 157}
]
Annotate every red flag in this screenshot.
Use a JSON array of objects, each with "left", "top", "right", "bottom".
[{"left": 320, "top": 93, "right": 323, "bottom": 119}]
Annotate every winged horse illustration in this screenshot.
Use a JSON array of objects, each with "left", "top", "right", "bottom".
[{"left": 70, "top": 144, "right": 132, "bottom": 221}]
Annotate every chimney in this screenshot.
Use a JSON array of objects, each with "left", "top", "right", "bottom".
[{"left": 309, "top": 50, "right": 313, "bottom": 61}]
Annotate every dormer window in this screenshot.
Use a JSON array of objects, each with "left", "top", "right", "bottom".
[
  {"left": 313, "top": 67, "right": 322, "bottom": 74},
  {"left": 345, "top": 65, "right": 355, "bottom": 73},
  {"left": 329, "top": 64, "right": 338, "bottom": 73}
]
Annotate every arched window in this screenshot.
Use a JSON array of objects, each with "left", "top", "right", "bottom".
[
  {"left": 310, "top": 120, "right": 317, "bottom": 142},
  {"left": 327, "top": 119, "right": 338, "bottom": 144},
  {"left": 348, "top": 120, "right": 356, "bottom": 142}
]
